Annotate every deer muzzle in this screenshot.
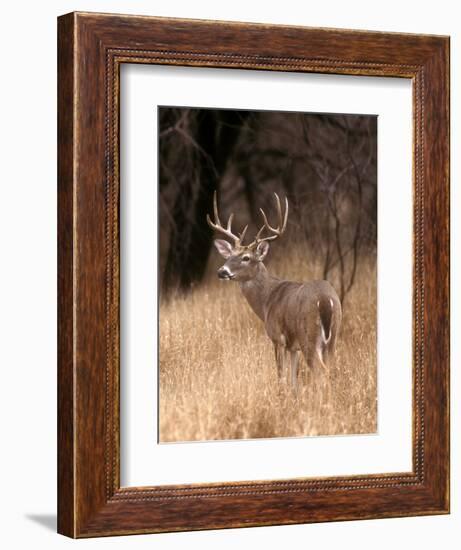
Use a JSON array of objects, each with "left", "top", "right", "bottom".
[{"left": 218, "top": 266, "right": 234, "bottom": 280}]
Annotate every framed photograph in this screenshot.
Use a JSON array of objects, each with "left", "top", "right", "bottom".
[
  {"left": 58, "top": 12, "right": 450, "bottom": 537},
  {"left": 156, "top": 106, "right": 378, "bottom": 445}
]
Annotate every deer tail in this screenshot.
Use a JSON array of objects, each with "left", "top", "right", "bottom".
[{"left": 317, "top": 297, "right": 334, "bottom": 346}]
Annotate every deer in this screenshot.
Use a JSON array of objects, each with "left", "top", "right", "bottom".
[{"left": 207, "top": 192, "right": 342, "bottom": 393}]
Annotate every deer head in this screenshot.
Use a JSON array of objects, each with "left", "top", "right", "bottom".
[{"left": 207, "top": 192, "right": 288, "bottom": 282}]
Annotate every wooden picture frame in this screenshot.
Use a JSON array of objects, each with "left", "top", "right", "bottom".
[{"left": 57, "top": 12, "right": 450, "bottom": 538}]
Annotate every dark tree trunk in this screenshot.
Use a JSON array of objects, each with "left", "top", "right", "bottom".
[{"left": 163, "top": 110, "right": 247, "bottom": 292}]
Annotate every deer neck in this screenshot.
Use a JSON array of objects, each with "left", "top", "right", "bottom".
[{"left": 239, "top": 263, "right": 276, "bottom": 321}]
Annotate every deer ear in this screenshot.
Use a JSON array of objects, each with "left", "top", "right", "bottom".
[
  {"left": 255, "top": 241, "right": 270, "bottom": 261},
  {"left": 214, "top": 239, "right": 233, "bottom": 259}
]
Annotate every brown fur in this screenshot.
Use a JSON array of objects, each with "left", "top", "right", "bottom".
[
  {"left": 240, "top": 263, "right": 342, "bottom": 372},
  {"left": 215, "top": 242, "right": 342, "bottom": 391}
]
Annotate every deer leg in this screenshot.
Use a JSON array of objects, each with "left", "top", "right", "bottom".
[
  {"left": 301, "top": 343, "right": 322, "bottom": 397},
  {"left": 300, "top": 343, "right": 315, "bottom": 377},
  {"left": 274, "top": 344, "right": 285, "bottom": 382},
  {"left": 325, "top": 330, "right": 337, "bottom": 363},
  {"left": 317, "top": 348, "right": 328, "bottom": 371},
  {"left": 315, "top": 336, "right": 333, "bottom": 406},
  {"left": 289, "top": 350, "right": 300, "bottom": 395}
]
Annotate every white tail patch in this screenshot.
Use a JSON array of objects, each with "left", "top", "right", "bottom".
[
  {"left": 317, "top": 299, "right": 332, "bottom": 345},
  {"left": 321, "top": 324, "right": 331, "bottom": 345}
]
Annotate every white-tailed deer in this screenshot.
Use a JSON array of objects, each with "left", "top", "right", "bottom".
[{"left": 208, "top": 192, "right": 342, "bottom": 393}]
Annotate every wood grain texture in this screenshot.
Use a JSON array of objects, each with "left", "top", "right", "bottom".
[
  {"left": 57, "top": 13, "right": 75, "bottom": 538},
  {"left": 57, "top": 11, "right": 450, "bottom": 538}
]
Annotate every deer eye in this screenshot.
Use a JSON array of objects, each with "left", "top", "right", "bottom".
[{"left": 241, "top": 255, "right": 250, "bottom": 262}]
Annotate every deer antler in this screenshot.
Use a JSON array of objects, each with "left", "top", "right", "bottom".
[
  {"left": 206, "top": 191, "right": 248, "bottom": 248},
  {"left": 207, "top": 191, "right": 288, "bottom": 250},
  {"left": 247, "top": 192, "right": 289, "bottom": 248}
]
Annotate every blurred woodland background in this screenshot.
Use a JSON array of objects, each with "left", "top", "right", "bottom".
[
  {"left": 159, "top": 107, "right": 377, "bottom": 302},
  {"left": 158, "top": 107, "right": 377, "bottom": 443}
]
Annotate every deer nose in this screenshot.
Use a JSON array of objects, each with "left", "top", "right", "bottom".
[{"left": 218, "top": 266, "right": 233, "bottom": 280}]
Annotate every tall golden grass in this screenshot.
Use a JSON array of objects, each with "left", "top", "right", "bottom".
[{"left": 159, "top": 246, "right": 377, "bottom": 443}]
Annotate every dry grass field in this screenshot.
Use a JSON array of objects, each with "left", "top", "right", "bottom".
[{"left": 159, "top": 246, "right": 377, "bottom": 443}]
